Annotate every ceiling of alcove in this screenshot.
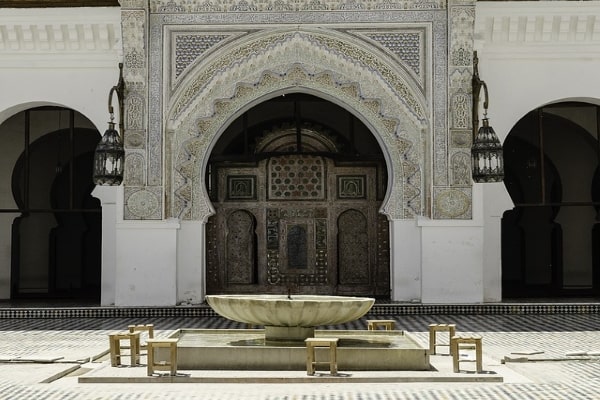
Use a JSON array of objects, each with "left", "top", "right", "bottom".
[{"left": 209, "top": 93, "right": 384, "bottom": 162}]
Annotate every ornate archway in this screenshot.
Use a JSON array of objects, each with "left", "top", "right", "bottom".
[{"left": 166, "top": 29, "right": 428, "bottom": 222}]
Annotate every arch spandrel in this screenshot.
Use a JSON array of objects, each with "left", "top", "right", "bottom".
[{"left": 166, "top": 29, "right": 429, "bottom": 222}]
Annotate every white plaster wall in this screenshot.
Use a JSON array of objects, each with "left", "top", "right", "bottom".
[
  {"left": 115, "top": 220, "right": 180, "bottom": 306},
  {"left": 92, "top": 186, "right": 119, "bottom": 306},
  {"left": 419, "top": 220, "right": 484, "bottom": 303},
  {"left": 482, "top": 183, "right": 513, "bottom": 302},
  {"left": 176, "top": 220, "right": 206, "bottom": 304},
  {"left": 389, "top": 219, "right": 422, "bottom": 302}
]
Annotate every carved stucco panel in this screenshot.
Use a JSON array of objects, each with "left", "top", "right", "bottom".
[
  {"left": 171, "top": 65, "right": 419, "bottom": 221},
  {"left": 170, "top": 31, "right": 427, "bottom": 125},
  {"left": 433, "top": 187, "right": 471, "bottom": 219},
  {"left": 124, "top": 151, "right": 146, "bottom": 187},
  {"left": 433, "top": 0, "right": 475, "bottom": 219},
  {"left": 450, "top": 150, "right": 471, "bottom": 187},
  {"left": 124, "top": 186, "right": 163, "bottom": 220},
  {"left": 121, "top": 5, "right": 161, "bottom": 220}
]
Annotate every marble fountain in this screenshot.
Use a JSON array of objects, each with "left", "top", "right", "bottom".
[{"left": 167, "top": 294, "right": 430, "bottom": 371}]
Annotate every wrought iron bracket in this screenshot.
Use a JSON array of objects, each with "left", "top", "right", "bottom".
[
  {"left": 472, "top": 51, "right": 489, "bottom": 141},
  {"left": 108, "top": 62, "right": 125, "bottom": 136}
]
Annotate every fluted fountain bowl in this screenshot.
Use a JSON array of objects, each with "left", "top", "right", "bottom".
[{"left": 205, "top": 294, "right": 375, "bottom": 341}]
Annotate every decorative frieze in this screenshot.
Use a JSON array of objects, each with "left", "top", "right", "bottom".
[{"left": 149, "top": 0, "right": 446, "bottom": 12}]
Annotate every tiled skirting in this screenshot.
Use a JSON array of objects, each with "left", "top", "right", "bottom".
[{"left": 0, "top": 302, "right": 599, "bottom": 319}]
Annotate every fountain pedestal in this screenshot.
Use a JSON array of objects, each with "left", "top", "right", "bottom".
[{"left": 265, "top": 326, "right": 315, "bottom": 341}]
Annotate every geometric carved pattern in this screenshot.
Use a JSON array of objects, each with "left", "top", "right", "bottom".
[
  {"left": 266, "top": 207, "right": 328, "bottom": 286},
  {"left": 451, "top": 152, "right": 471, "bottom": 186},
  {"left": 175, "top": 33, "right": 230, "bottom": 79},
  {"left": 337, "top": 176, "right": 366, "bottom": 199},
  {"left": 268, "top": 156, "right": 325, "bottom": 201},
  {"left": 451, "top": 89, "right": 470, "bottom": 130},
  {"left": 433, "top": 188, "right": 471, "bottom": 219},
  {"left": 363, "top": 30, "right": 425, "bottom": 88},
  {"left": 124, "top": 187, "right": 162, "bottom": 220},
  {"left": 226, "top": 210, "right": 256, "bottom": 284},
  {"left": 338, "top": 209, "right": 369, "bottom": 285},
  {"left": 205, "top": 215, "right": 220, "bottom": 288},
  {"left": 376, "top": 213, "right": 390, "bottom": 295},
  {"left": 227, "top": 175, "right": 256, "bottom": 200}
]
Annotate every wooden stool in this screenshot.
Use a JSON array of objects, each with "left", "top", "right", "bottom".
[
  {"left": 367, "top": 319, "right": 396, "bottom": 330},
  {"left": 451, "top": 335, "right": 483, "bottom": 373},
  {"left": 108, "top": 331, "right": 140, "bottom": 366},
  {"left": 428, "top": 323, "right": 456, "bottom": 355},
  {"left": 128, "top": 324, "right": 154, "bottom": 349},
  {"left": 305, "top": 338, "right": 339, "bottom": 376},
  {"left": 147, "top": 338, "right": 178, "bottom": 376}
]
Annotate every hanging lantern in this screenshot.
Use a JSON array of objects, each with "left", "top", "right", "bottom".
[
  {"left": 93, "top": 121, "right": 124, "bottom": 185},
  {"left": 471, "top": 118, "right": 503, "bottom": 183},
  {"left": 471, "top": 51, "right": 504, "bottom": 183},
  {"left": 93, "top": 63, "right": 125, "bottom": 186}
]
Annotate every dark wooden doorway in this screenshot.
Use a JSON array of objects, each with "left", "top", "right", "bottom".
[{"left": 205, "top": 94, "right": 390, "bottom": 298}]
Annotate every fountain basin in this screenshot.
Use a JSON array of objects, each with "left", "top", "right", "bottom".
[
  {"left": 171, "top": 329, "right": 430, "bottom": 371},
  {"left": 206, "top": 294, "right": 375, "bottom": 340}
]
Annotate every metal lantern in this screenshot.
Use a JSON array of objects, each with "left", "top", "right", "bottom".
[
  {"left": 471, "top": 117, "right": 504, "bottom": 183},
  {"left": 93, "top": 63, "right": 125, "bottom": 186},
  {"left": 93, "top": 121, "right": 124, "bottom": 185},
  {"left": 471, "top": 51, "right": 504, "bottom": 183}
]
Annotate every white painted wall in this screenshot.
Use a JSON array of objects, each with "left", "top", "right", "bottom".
[
  {"left": 389, "top": 219, "right": 421, "bottom": 302},
  {"left": 418, "top": 216, "right": 484, "bottom": 303},
  {"left": 115, "top": 220, "right": 180, "bottom": 306},
  {"left": 176, "top": 221, "right": 206, "bottom": 304},
  {"left": 92, "top": 186, "right": 119, "bottom": 306}
]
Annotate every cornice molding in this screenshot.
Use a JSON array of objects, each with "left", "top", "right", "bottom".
[
  {"left": 0, "top": 8, "right": 121, "bottom": 67},
  {"left": 475, "top": 2, "right": 600, "bottom": 50}
]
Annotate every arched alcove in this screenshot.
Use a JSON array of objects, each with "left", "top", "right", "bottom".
[
  {"left": 502, "top": 101, "right": 600, "bottom": 297},
  {"left": 0, "top": 106, "right": 101, "bottom": 300},
  {"left": 203, "top": 93, "right": 389, "bottom": 296}
]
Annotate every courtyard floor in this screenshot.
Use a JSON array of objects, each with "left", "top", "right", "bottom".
[{"left": 0, "top": 310, "right": 599, "bottom": 399}]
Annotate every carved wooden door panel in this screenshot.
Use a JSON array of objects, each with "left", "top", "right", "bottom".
[{"left": 206, "top": 154, "right": 389, "bottom": 298}]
